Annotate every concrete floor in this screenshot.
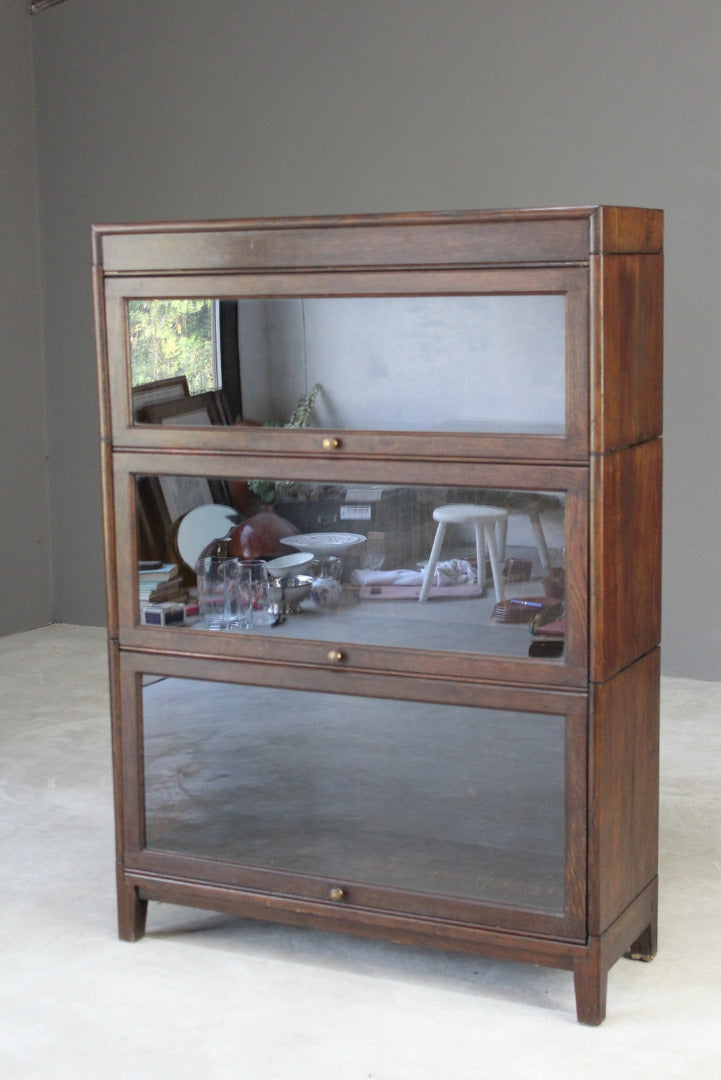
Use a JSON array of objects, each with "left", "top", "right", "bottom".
[{"left": 1, "top": 624, "right": 719, "bottom": 1079}]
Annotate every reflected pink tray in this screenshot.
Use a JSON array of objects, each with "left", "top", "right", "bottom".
[{"left": 358, "top": 582, "right": 485, "bottom": 601}]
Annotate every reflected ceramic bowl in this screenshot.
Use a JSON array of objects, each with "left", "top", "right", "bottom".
[
  {"left": 280, "top": 532, "right": 366, "bottom": 558},
  {"left": 265, "top": 552, "right": 315, "bottom": 576}
]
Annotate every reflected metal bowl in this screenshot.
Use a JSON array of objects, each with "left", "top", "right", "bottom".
[{"left": 267, "top": 572, "right": 313, "bottom": 615}]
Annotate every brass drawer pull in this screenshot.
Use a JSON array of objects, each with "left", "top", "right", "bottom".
[
  {"left": 327, "top": 649, "right": 345, "bottom": 664},
  {"left": 322, "top": 436, "right": 341, "bottom": 450},
  {"left": 329, "top": 887, "right": 345, "bottom": 902}
]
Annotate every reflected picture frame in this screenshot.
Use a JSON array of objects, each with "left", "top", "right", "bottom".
[
  {"left": 132, "top": 375, "right": 189, "bottom": 421},
  {"left": 137, "top": 388, "right": 231, "bottom": 427},
  {"left": 135, "top": 390, "right": 233, "bottom": 561}
]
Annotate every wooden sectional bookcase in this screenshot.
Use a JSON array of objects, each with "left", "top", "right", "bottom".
[{"left": 93, "top": 206, "right": 662, "bottom": 1024}]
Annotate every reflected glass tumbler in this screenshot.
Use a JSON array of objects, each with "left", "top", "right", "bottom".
[
  {"left": 195, "top": 556, "right": 242, "bottom": 630},
  {"left": 240, "top": 559, "right": 272, "bottom": 627}
]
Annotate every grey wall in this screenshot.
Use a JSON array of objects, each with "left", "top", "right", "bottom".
[
  {"left": 0, "top": 1, "right": 52, "bottom": 635},
  {"left": 15, "top": 0, "right": 721, "bottom": 677}
]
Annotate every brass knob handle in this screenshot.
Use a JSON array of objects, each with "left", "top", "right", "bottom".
[
  {"left": 329, "top": 887, "right": 345, "bottom": 902},
  {"left": 327, "top": 649, "right": 344, "bottom": 664},
  {"left": 322, "top": 436, "right": 340, "bottom": 450}
]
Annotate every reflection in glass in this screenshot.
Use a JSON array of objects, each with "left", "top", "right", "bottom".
[
  {"left": 130, "top": 295, "right": 566, "bottom": 435},
  {"left": 128, "top": 299, "right": 217, "bottom": 396},
  {"left": 135, "top": 476, "right": 566, "bottom": 661},
  {"left": 142, "top": 678, "right": 567, "bottom": 913}
]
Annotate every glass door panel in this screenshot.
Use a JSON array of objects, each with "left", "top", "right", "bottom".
[
  {"left": 133, "top": 475, "right": 572, "bottom": 663},
  {"left": 128, "top": 294, "right": 567, "bottom": 437},
  {"left": 141, "top": 676, "right": 570, "bottom": 916}
]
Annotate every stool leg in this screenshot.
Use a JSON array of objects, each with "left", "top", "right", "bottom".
[
  {"left": 485, "top": 522, "right": 505, "bottom": 603},
  {"left": 419, "top": 521, "right": 447, "bottom": 602},
  {"left": 497, "top": 516, "right": 508, "bottom": 561},
  {"left": 473, "top": 523, "right": 487, "bottom": 592},
  {"left": 528, "top": 509, "right": 550, "bottom": 571}
]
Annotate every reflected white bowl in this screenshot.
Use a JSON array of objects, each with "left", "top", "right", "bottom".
[
  {"left": 264, "top": 552, "right": 315, "bottom": 577},
  {"left": 280, "top": 532, "right": 367, "bottom": 558}
]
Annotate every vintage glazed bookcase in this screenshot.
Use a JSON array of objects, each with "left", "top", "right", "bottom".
[{"left": 93, "top": 207, "right": 662, "bottom": 1024}]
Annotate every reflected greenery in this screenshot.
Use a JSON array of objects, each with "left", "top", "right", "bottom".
[{"left": 129, "top": 299, "right": 214, "bottom": 394}]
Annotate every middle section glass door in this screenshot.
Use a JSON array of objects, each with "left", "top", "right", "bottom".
[{"left": 119, "top": 464, "right": 587, "bottom": 679}]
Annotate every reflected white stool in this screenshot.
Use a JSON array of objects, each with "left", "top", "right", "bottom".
[{"left": 418, "top": 504, "right": 508, "bottom": 603}]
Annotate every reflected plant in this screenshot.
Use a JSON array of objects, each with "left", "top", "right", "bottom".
[{"left": 248, "top": 383, "right": 322, "bottom": 506}]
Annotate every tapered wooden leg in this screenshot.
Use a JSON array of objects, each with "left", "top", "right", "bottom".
[
  {"left": 574, "top": 940, "right": 607, "bottom": 1026},
  {"left": 117, "top": 867, "right": 148, "bottom": 941},
  {"left": 576, "top": 880, "right": 658, "bottom": 1022}
]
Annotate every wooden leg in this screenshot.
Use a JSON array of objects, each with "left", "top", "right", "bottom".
[
  {"left": 575, "top": 881, "right": 658, "bottom": 1022},
  {"left": 573, "top": 940, "right": 607, "bottom": 1026},
  {"left": 625, "top": 918, "right": 657, "bottom": 962},
  {"left": 625, "top": 878, "right": 658, "bottom": 961},
  {"left": 117, "top": 867, "right": 148, "bottom": 942}
]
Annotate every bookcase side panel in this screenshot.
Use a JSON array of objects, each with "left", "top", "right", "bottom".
[
  {"left": 590, "top": 251, "right": 663, "bottom": 454},
  {"left": 590, "top": 439, "right": 662, "bottom": 682},
  {"left": 588, "top": 648, "right": 660, "bottom": 934}
]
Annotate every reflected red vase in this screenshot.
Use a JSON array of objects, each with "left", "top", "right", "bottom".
[{"left": 227, "top": 505, "right": 299, "bottom": 560}]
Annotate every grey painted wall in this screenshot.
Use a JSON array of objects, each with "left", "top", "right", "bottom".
[
  {"left": 0, "top": 1, "right": 52, "bottom": 635},
  {"left": 14, "top": 0, "right": 721, "bottom": 677}
]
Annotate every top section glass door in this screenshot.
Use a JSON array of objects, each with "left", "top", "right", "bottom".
[
  {"left": 130, "top": 294, "right": 566, "bottom": 436},
  {"left": 104, "top": 266, "right": 589, "bottom": 460}
]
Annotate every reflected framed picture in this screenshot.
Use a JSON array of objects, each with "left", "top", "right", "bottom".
[
  {"left": 137, "top": 389, "right": 231, "bottom": 427},
  {"left": 132, "top": 376, "right": 189, "bottom": 421},
  {"left": 135, "top": 390, "right": 233, "bottom": 561}
]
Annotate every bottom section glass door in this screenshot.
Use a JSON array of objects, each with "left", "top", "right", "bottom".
[{"left": 135, "top": 671, "right": 585, "bottom": 929}]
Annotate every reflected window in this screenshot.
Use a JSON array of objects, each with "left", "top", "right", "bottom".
[
  {"left": 129, "top": 299, "right": 218, "bottom": 395},
  {"left": 130, "top": 300, "right": 242, "bottom": 423}
]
